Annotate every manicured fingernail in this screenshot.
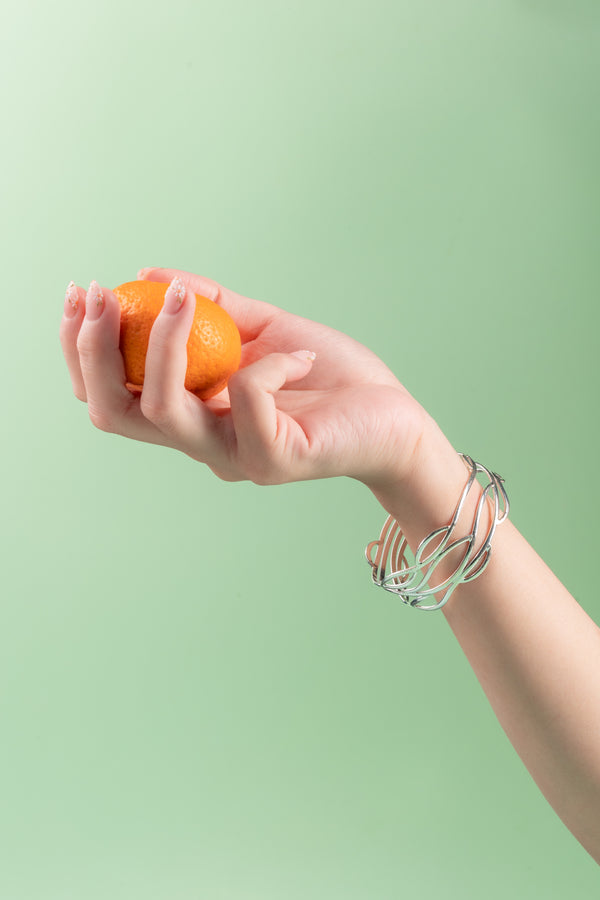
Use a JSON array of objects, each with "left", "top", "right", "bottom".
[
  {"left": 64, "top": 281, "right": 79, "bottom": 317},
  {"left": 163, "top": 277, "right": 187, "bottom": 314},
  {"left": 86, "top": 281, "right": 104, "bottom": 320},
  {"left": 291, "top": 350, "right": 316, "bottom": 361}
]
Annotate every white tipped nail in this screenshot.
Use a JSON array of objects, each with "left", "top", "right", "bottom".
[{"left": 291, "top": 350, "right": 316, "bottom": 361}]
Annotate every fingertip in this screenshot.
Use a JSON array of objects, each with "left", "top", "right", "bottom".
[
  {"left": 137, "top": 266, "right": 169, "bottom": 281},
  {"left": 162, "top": 276, "right": 189, "bottom": 315},
  {"left": 85, "top": 280, "right": 105, "bottom": 320},
  {"left": 81, "top": 282, "right": 121, "bottom": 327},
  {"left": 283, "top": 349, "right": 316, "bottom": 385},
  {"left": 137, "top": 267, "right": 177, "bottom": 282},
  {"left": 137, "top": 267, "right": 164, "bottom": 280},
  {"left": 63, "top": 281, "right": 83, "bottom": 319}
]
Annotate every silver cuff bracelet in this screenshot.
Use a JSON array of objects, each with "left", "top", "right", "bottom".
[{"left": 365, "top": 453, "right": 510, "bottom": 611}]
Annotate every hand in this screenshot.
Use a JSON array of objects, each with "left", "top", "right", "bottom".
[{"left": 60, "top": 267, "right": 428, "bottom": 488}]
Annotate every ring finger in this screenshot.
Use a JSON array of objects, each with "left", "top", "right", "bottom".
[{"left": 75, "top": 281, "right": 170, "bottom": 445}]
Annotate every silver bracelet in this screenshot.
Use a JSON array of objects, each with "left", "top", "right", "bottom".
[{"left": 365, "top": 453, "right": 509, "bottom": 611}]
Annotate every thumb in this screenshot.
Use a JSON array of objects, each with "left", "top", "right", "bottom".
[{"left": 227, "top": 350, "right": 316, "bottom": 476}]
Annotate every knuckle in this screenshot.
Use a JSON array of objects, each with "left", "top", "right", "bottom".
[
  {"left": 251, "top": 470, "right": 286, "bottom": 487},
  {"left": 75, "top": 329, "right": 95, "bottom": 358},
  {"left": 87, "top": 405, "right": 117, "bottom": 433},
  {"left": 207, "top": 465, "right": 244, "bottom": 483},
  {"left": 244, "top": 454, "right": 285, "bottom": 487},
  {"left": 250, "top": 472, "right": 273, "bottom": 486},
  {"left": 226, "top": 369, "right": 253, "bottom": 397},
  {"left": 139, "top": 396, "right": 174, "bottom": 431}
]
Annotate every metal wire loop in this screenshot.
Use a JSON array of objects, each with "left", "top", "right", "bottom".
[{"left": 365, "top": 453, "right": 509, "bottom": 611}]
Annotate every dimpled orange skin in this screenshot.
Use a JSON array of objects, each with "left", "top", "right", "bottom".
[{"left": 113, "top": 280, "right": 242, "bottom": 400}]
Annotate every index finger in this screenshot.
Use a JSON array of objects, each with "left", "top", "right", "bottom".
[{"left": 136, "top": 267, "right": 281, "bottom": 342}]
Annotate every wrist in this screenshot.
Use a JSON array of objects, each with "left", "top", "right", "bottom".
[
  {"left": 364, "top": 416, "right": 505, "bottom": 610},
  {"left": 365, "top": 414, "right": 488, "bottom": 558}
]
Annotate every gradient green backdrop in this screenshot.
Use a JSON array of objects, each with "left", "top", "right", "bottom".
[{"left": 2, "top": 0, "right": 599, "bottom": 896}]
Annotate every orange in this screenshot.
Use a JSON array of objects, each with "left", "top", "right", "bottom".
[{"left": 113, "top": 280, "right": 242, "bottom": 400}]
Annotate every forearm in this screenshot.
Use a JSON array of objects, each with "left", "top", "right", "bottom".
[{"left": 368, "top": 418, "right": 600, "bottom": 864}]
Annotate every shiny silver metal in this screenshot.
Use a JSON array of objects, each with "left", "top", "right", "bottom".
[{"left": 365, "top": 454, "right": 509, "bottom": 611}]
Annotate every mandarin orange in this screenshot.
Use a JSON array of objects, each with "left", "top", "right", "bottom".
[{"left": 113, "top": 280, "right": 242, "bottom": 400}]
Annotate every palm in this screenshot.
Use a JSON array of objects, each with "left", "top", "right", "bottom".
[{"left": 203, "top": 307, "right": 424, "bottom": 484}]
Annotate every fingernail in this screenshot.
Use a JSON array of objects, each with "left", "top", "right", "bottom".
[
  {"left": 137, "top": 268, "right": 149, "bottom": 279},
  {"left": 64, "top": 281, "right": 79, "bottom": 317},
  {"left": 86, "top": 281, "right": 104, "bottom": 320},
  {"left": 163, "top": 276, "right": 187, "bottom": 314},
  {"left": 291, "top": 350, "right": 316, "bottom": 361}
]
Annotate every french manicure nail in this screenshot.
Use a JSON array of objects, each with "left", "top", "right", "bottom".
[
  {"left": 86, "top": 281, "right": 104, "bottom": 320},
  {"left": 291, "top": 350, "right": 317, "bottom": 361},
  {"left": 64, "top": 280, "right": 79, "bottom": 317},
  {"left": 163, "top": 277, "right": 187, "bottom": 314}
]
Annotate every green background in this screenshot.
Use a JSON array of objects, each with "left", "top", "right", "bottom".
[{"left": 2, "top": 0, "right": 599, "bottom": 896}]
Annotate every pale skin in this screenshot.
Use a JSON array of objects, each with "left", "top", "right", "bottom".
[{"left": 60, "top": 267, "right": 600, "bottom": 865}]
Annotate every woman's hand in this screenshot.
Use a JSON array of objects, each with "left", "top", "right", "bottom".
[{"left": 60, "top": 267, "right": 428, "bottom": 489}]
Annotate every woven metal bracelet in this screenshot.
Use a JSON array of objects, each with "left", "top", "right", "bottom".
[{"left": 365, "top": 453, "right": 509, "bottom": 611}]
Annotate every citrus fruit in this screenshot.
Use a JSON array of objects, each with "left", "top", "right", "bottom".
[{"left": 113, "top": 280, "right": 242, "bottom": 400}]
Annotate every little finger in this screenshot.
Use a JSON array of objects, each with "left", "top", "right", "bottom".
[{"left": 59, "top": 281, "right": 87, "bottom": 401}]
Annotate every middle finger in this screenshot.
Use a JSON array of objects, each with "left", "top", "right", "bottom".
[{"left": 140, "top": 277, "right": 220, "bottom": 452}]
